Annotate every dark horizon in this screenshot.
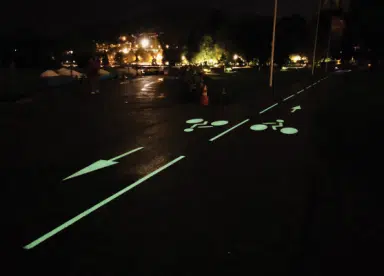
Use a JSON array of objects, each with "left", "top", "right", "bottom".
[{"left": 0, "top": 0, "right": 350, "bottom": 37}]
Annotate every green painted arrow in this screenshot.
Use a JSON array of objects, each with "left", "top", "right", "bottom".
[
  {"left": 291, "top": 105, "right": 301, "bottom": 113},
  {"left": 63, "top": 147, "right": 143, "bottom": 181}
]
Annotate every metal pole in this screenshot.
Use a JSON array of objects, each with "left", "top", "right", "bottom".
[
  {"left": 312, "top": 0, "right": 322, "bottom": 75},
  {"left": 325, "top": 23, "right": 332, "bottom": 73},
  {"left": 269, "top": 0, "right": 278, "bottom": 88},
  {"left": 70, "top": 52, "right": 73, "bottom": 77}
]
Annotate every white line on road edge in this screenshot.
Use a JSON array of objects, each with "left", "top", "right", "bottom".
[
  {"left": 209, "top": 119, "right": 250, "bottom": 142},
  {"left": 296, "top": 89, "right": 305, "bottom": 94},
  {"left": 144, "top": 82, "right": 155, "bottom": 87},
  {"left": 283, "top": 94, "right": 295, "bottom": 102},
  {"left": 23, "top": 156, "right": 186, "bottom": 250},
  {"left": 259, "top": 103, "right": 279, "bottom": 114}
]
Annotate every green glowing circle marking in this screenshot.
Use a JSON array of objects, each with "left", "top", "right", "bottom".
[
  {"left": 211, "top": 120, "right": 229, "bottom": 126},
  {"left": 276, "top": 119, "right": 284, "bottom": 123},
  {"left": 250, "top": 124, "right": 268, "bottom": 131},
  {"left": 184, "top": 128, "right": 194, "bottom": 132},
  {"left": 186, "top": 118, "right": 204, "bottom": 124},
  {"left": 280, "top": 127, "right": 298, "bottom": 135}
]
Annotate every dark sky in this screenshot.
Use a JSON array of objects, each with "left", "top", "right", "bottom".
[{"left": 1, "top": 0, "right": 350, "bottom": 36}]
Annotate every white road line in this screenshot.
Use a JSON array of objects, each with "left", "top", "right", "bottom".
[
  {"left": 283, "top": 94, "right": 295, "bottom": 102},
  {"left": 144, "top": 82, "right": 155, "bottom": 87},
  {"left": 209, "top": 119, "right": 250, "bottom": 142},
  {"left": 259, "top": 103, "right": 278, "bottom": 114},
  {"left": 23, "top": 156, "right": 186, "bottom": 250},
  {"left": 297, "top": 89, "right": 304, "bottom": 94}
]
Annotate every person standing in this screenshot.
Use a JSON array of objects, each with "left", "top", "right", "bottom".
[{"left": 86, "top": 57, "right": 100, "bottom": 94}]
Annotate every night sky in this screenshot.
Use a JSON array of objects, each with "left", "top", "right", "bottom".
[{"left": 1, "top": 0, "right": 350, "bottom": 36}]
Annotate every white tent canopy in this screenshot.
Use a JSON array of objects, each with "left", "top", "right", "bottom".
[
  {"left": 40, "top": 70, "right": 59, "bottom": 77},
  {"left": 99, "top": 69, "right": 110, "bottom": 75},
  {"left": 56, "top": 68, "right": 83, "bottom": 78}
]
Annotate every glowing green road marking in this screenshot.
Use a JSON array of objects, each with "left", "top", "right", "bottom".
[
  {"left": 63, "top": 147, "right": 143, "bottom": 181},
  {"left": 209, "top": 119, "right": 250, "bottom": 142},
  {"left": 250, "top": 124, "right": 268, "bottom": 131},
  {"left": 110, "top": 147, "right": 143, "bottom": 161},
  {"left": 283, "top": 94, "right": 295, "bottom": 102},
  {"left": 186, "top": 118, "right": 204, "bottom": 124},
  {"left": 211, "top": 120, "right": 229, "bottom": 126},
  {"left": 259, "top": 103, "right": 278, "bottom": 114},
  {"left": 291, "top": 105, "right": 301, "bottom": 113},
  {"left": 24, "top": 155, "right": 185, "bottom": 250},
  {"left": 281, "top": 127, "right": 298, "bottom": 135}
]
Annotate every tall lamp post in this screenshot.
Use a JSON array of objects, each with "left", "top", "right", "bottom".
[
  {"left": 325, "top": 23, "right": 332, "bottom": 73},
  {"left": 312, "top": 0, "right": 322, "bottom": 75},
  {"left": 269, "top": 0, "right": 278, "bottom": 88}
]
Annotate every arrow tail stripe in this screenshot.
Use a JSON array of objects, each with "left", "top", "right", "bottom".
[
  {"left": 24, "top": 155, "right": 185, "bottom": 250},
  {"left": 110, "top": 147, "right": 144, "bottom": 161}
]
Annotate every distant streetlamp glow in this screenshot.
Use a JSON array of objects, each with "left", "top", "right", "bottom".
[
  {"left": 233, "top": 54, "right": 238, "bottom": 60},
  {"left": 290, "top": 55, "right": 302, "bottom": 63},
  {"left": 141, "top": 38, "right": 150, "bottom": 48},
  {"left": 122, "top": 48, "right": 128, "bottom": 54}
]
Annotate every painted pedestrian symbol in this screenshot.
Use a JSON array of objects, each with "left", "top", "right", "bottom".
[
  {"left": 184, "top": 118, "right": 229, "bottom": 132},
  {"left": 250, "top": 119, "right": 298, "bottom": 135}
]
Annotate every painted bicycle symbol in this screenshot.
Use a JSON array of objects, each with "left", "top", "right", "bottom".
[
  {"left": 184, "top": 118, "right": 229, "bottom": 132},
  {"left": 250, "top": 119, "right": 298, "bottom": 135}
]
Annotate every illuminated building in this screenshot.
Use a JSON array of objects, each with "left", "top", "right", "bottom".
[{"left": 96, "top": 33, "right": 164, "bottom": 66}]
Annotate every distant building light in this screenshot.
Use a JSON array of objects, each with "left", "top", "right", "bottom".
[
  {"left": 14, "top": 49, "right": 17, "bottom": 52},
  {"left": 166, "top": 44, "right": 169, "bottom": 49},
  {"left": 141, "top": 38, "right": 150, "bottom": 48}
]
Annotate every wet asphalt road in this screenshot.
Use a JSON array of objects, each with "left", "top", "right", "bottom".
[{"left": 2, "top": 71, "right": 384, "bottom": 275}]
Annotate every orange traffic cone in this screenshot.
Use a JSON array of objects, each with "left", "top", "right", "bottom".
[{"left": 201, "top": 84, "right": 209, "bottom": 106}]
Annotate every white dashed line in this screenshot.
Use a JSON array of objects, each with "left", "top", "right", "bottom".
[
  {"left": 259, "top": 103, "right": 279, "bottom": 114},
  {"left": 283, "top": 94, "right": 295, "bottom": 102}
]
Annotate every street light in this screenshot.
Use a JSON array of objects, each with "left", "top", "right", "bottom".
[
  {"left": 233, "top": 54, "right": 238, "bottom": 60},
  {"left": 312, "top": 0, "right": 322, "bottom": 75},
  {"left": 269, "top": 0, "right": 278, "bottom": 88},
  {"left": 141, "top": 38, "right": 150, "bottom": 48}
]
